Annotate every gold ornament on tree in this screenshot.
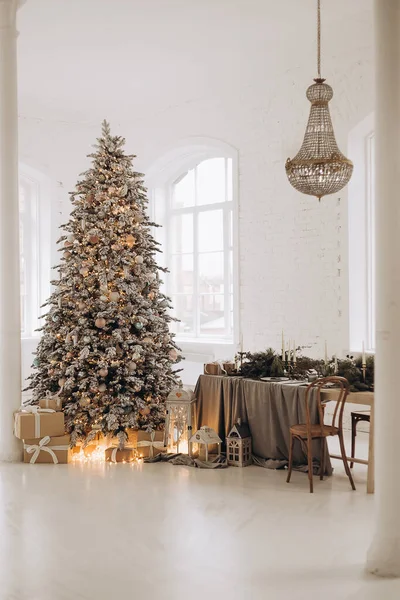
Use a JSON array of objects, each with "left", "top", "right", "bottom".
[
  {"left": 95, "top": 317, "right": 106, "bottom": 328},
  {"left": 285, "top": 0, "right": 353, "bottom": 200}
]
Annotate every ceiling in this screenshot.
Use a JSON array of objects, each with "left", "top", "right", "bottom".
[{"left": 17, "top": 0, "right": 373, "bottom": 127}]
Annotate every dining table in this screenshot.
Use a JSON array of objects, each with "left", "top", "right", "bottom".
[
  {"left": 194, "top": 374, "right": 374, "bottom": 491},
  {"left": 195, "top": 374, "right": 333, "bottom": 474}
]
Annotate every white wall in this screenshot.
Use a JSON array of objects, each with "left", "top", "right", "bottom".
[{"left": 17, "top": 0, "right": 374, "bottom": 385}]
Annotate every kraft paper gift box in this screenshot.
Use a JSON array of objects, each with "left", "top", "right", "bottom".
[
  {"left": 14, "top": 407, "right": 65, "bottom": 440},
  {"left": 137, "top": 430, "right": 166, "bottom": 459},
  {"left": 38, "top": 395, "right": 62, "bottom": 411},
  {"left": 204, "top": 362, "right": 221, "bottom": 375},
  {"left": 105, "top": 447, "right": 136, "bottom": 463},
  {"left": 23, "top": 435, "right": 70, "bottom": 464}
]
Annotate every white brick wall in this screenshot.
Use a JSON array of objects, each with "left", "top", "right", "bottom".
[{"left": 17, "top": 0, "right": 374, "bottom": 383}]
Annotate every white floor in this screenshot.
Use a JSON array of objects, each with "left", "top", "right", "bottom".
[{"left": 0, "top": 433, "right": 399, "bottom": 600}]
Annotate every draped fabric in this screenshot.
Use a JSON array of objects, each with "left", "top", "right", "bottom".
[{"left": 194, "top": 375, "right": 332, "bottom": 474}]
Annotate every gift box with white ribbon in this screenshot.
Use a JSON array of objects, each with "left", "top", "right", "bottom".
[
  {"left": 38, "top": 396, "right": 62, "bottom": 411},
  {"left": 14, "top": 406, "right": 65, "bottom": 440},
  {"left": 23, "top": 435, "right": 70, "bottom": 464},
  {"left": 137, "top": 430, "right": 166, "bottom": 458},
  {"left": 105, "top": 447, "right": 136, "bottom": 463}
]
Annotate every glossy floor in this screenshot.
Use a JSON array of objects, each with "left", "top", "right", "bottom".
[{"left": 0, "top": 433, "right": 398, "bottom": 600}]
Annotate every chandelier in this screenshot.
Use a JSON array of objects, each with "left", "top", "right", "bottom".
[{"left": 285, "top": 0, "right": 353, "bottom": 200}]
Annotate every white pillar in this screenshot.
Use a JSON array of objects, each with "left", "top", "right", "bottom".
[
  {"left": 0, "top": 0, "right": 22, "bottom": 462},
  {"left": 367, "top": 0, "right": 400, "bottom": 577}
]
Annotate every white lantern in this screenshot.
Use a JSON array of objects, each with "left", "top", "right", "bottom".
[
  {"left": 165, "top": 387, "right": 196, "bottom": 455},
  {"left": 189, "top": 426, "right": 222, "bottom": 462},
  {"left": 226, "top": 419, "right": 252, "bottom": 467}
]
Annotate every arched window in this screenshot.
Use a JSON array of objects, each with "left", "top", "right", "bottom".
[
  {"left": 348, "top": 114, "right": 375, "bottom": 352},
  {"left": 19, "top": 165, "right": 51, "bottom": 338},
  {"left": 168, "top": 157, "right": 233, "bottom": 339},
  {"left": 147, "top": 139, "right": 238, "bottom": 349}
]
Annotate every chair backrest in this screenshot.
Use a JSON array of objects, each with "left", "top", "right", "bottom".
[{"left": 304, "top": 376, "right": 350, "bottom": 433}]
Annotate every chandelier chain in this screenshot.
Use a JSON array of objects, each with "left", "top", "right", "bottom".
[{"left": 317, "top": 0, "right": 321, "bottom": 78}]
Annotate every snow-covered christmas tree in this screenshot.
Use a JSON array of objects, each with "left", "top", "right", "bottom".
[{"left": 27, "top": 121, "right": 180, "bottom": 446}]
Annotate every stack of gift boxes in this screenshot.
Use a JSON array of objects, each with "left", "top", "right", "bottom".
[{"left": 14, "top": 398, "right": 167, "bottom": 464}]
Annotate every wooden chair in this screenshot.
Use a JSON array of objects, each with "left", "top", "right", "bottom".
[
  {"left": 286, "top": 376, "right": 356, "bottom": 493},
  {"left": 350, "top": 410, "right": 370, "bottom": 468}
]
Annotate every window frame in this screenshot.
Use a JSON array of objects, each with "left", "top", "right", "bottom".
[
  {"left": 348, "top": 113, "right": 375, "bottom": 353},
  {"left": 19, "top": 164, "right": 52, "bottom": 339},
  {"left": 146, "top": 139, "right": 240, "bottom": 351},
  {"left": 166, "top": 157, "right": 234, "bottom": 342},
  {"left": 19, "top": 176, "right": 40, "bottom": 337}
]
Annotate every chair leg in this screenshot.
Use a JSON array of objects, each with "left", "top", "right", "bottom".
[
  {"left": 286, "top": 433, "right": 295, "bottom": 483},
  {"left": 319, "top": 437, "right": 325, "bottom": 481},
  {"left": 338, "top": 431, "right": 356, "bottom": 491},
  {"left": 350, "top": 414, "right": 357, "bottom": 469},
  {"left": 307, "top": 437, "right": 314, "bottom": 493}
]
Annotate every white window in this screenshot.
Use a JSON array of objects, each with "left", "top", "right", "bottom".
[
  {"left": 147, "top": 140, "right": 239, "bottom": 353},
  {"left": 168, "top": 158, "right": 234, "bottom": 341},
  {"left": 19, "top": 177, "right": 40, "bottom": 336},
  {"left": 19, "top": 167, "right": 52, "bottom": 338},
  {"left": 348, "top": 114, "right": 375, "bottom": 352}
]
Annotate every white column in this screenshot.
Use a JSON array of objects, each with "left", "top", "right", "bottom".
[
  {"left": 0, "top": 0, "right": 22, "bottom": 462},
  {"left": 367, "top": 0, "right": 400, "bottom": 577}
]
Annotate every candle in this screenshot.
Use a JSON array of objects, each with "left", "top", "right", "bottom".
[
  {"left": 293, "top": 341, "right": 297, "bottom": 364},
  {"left": 334, "top": 355, "right": 338, "bottom": 373},
  {"left": 324, "top": 340, "right": 328, "bottom": 364},
  {"left": 362, "top": 341, "right": 366, "bottom": 366},
  {"left": 287, "top": 340, "right": 291, "bottom": 362},
  {"left": 240, "top": 333, "right": 244, "bottom": 354}
]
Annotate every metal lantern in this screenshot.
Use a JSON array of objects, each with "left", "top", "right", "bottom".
[
  {"left": 226, "top": 419, "right": 252, "bottom": 467},
  {"left": 285, "top": 0, "right": 353, "bottom": 200},
  {"left": 165, "top": 387, "right": 196, "bottom": 454}
]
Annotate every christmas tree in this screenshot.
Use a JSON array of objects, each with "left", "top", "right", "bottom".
[{"left": 27, "top": 121, "right": 180, "bottom": 446}]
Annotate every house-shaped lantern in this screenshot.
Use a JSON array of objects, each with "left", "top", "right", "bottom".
[
  {"left": 165, "top": 387, "right": 196, "bottom": 454},
  {"left": 226, "top": 419, "right": 252, "bottom": 467},
  {"left": 189, "top": 426, "right": 222, "bottom": 461}
]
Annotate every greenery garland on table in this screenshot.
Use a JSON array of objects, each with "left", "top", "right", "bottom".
[{"left": 236, "top": 348, "right": 374, "bottom": 392}]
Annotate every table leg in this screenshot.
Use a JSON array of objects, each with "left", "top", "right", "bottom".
[{"left": 367, "top": 401, "right": 375, "bottom": 494}]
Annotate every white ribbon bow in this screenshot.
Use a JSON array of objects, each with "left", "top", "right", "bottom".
[
  {"left": 17, "top": 406, "right": 55, "bottom": 437},
  {"left": 137, "top": 431, "right": 165, "bottom": 457},
  {"left": 24, "top": 436, "right": 69, "bottom": 464}
]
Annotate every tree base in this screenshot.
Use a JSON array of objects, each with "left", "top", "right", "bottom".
[{"left": 367, "top": 535, "right": 400, "bottom": 577}]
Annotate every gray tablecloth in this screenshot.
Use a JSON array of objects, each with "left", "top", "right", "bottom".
[{"left": 194, "top": 375, "right": 332, "bottom": 474}]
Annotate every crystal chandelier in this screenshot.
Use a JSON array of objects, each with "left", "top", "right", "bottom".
[{"left": 285, "top": 0, "right": 353, "bottom": 200}]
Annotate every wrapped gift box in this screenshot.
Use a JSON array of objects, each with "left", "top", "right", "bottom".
[
  {"left": 204, "top": 362, "right": 221, "bottom": 375},
  {"left": 105, "top": 447, "right": 136, "bottom": 463},
  {"left": 39, "top": 396, "right": 62, "bottom": 411},
  {"left": 23, "top": 435, "right": 70, "bottom": 464},
  {"left": 14, "top": 408, "right": 65, "bottom": 440},
  {"left": 137, "top": 430, "right": 166, "bottom": 458}
]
